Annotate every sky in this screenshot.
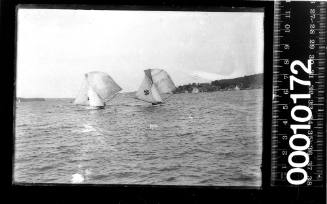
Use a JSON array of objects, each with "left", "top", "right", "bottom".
[{"left": 16, "top": 9, "right": 264, "bottom": 98}]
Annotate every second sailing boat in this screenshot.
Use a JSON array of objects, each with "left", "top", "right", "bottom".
[
  {"left": 135, "top": 69, "right": 176, "bottom": 105},
  {"left": 74, "top": 71, "right": 122, "bottom": 109}
]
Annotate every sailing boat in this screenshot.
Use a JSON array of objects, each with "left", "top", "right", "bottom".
[
  {"left": 74, "top": 71, "right": 122, "bottom": 109},
  {"left": 234, "top": 85, "right": 240, "bottom": 91},
  {"left": 191, "top": 87, "right": 199, "bottom": 94},
  {"left": 135, "top": 69, "right": 176, "bottom": 105}
]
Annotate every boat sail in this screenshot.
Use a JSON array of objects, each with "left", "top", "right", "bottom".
[
  {"left": 74, "top": 71, "right": 122, "bottom": 109},
  {"left": 135, "top": 69, "right": 176, "bottom": 105},
  {"left": 234, "top": 85, "right": 240, "bottom": 91},
  {"left": 191, "top": 87, "right": 199, "bottom": 94}
]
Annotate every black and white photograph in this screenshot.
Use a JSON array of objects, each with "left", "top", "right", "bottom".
[{"left": 14, "top": 8, "right": 264, "bottom": 186}]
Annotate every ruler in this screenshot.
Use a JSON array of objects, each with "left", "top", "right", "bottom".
[{"left": 271, "top": 0, "right": 326, "bottom": 187}]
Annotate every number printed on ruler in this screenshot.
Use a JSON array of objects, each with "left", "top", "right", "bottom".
[{"left": 287, "top": 59, "right": 313, "bottom": 185}]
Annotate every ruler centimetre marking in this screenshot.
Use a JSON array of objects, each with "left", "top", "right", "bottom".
[{"left": 271, "top": 1, "right": 326, "bottom": 187}]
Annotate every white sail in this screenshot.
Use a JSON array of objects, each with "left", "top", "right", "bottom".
[
  {"left": 192, "top": 87, "right": 199, "bottom": 93},
  {"left": 150, "top": 69, "right": 176, "bottom": 94},
  {"left": 135, "top": 73, "right": 162, "bottom": 103},
  {"left": 151, "top": 85, "right": 162, "bottom": 102},
  {"left": 73, "top": 77, "right": 89, "bottom": 105},
  {"left": 86, "top": 71, "right": 122, "bottom": 101},
  {"left": 88, "top": 87, "right": 104, "bottom": 107},
  {"left": 135, "top": 69, "right": 175, "bottom": 104},
  {"left": 74, "top": 71, "right": 122, "bottom": 107}
]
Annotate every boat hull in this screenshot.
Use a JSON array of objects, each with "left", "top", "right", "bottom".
[
  {"left": 86, "top": 106, "right": 105, "bottom": 110},
  {"left": 151, "top": 102, "right": 163, "bottom": 106}
]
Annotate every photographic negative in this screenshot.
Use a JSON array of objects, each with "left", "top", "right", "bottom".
[{"left": 14, "top": 8, "right": 264, "bottom": 186}]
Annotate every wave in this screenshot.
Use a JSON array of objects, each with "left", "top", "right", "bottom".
[
  {"left": 158, "top": 165, "right": 182, "bottom": 172},
  {"left": 199, "top": 178, "right": 215, "bottom": 184},
  {"left": 177, "top": 147, "right": 213, "bottom": 157},
  {"left": 164, "top": 177, "right": 176, "bottom": 182},
  {"left": 177, "top": 132, "right": 193, "bottom": 136},
  {"left": 230, "top": 174, "right": 255, "bottom": 182},
  {"left": 71, "top": 124, "right": 98, "bottom": 133},
  {"left": 34, "top": 165, "right": 55, "bottom": 171},
  {"left": 115, "top": 103, "right": 144, "bottom": 107},
  {"left": 89, "top": 174, "right": 109, "bottom": 180}
]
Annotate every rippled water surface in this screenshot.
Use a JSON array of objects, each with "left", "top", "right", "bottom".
[{"left": 15, "top": 89, "right": 263, "bottom": 186}]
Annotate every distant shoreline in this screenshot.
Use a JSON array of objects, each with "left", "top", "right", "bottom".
[
  {"left": 16, "top": 97, "right": 46, "bottom": 102},
  {"left": 174, "top": 73, "right": 263, "bottom": 94},
  {"left": 17, "top": 73, "right": 263, "bottom": 99}
]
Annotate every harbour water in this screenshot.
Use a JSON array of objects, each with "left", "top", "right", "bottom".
[{"left": 14, "top": 89, "right": 263, "bottom": 186}]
